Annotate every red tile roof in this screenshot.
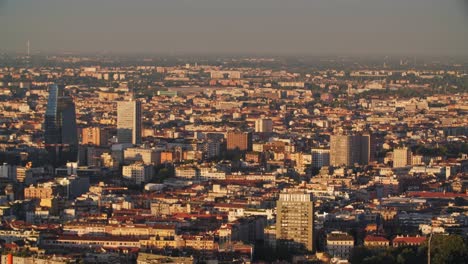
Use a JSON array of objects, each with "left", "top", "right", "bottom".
[
  {"left": 407, "top": 191, "right": 468, "bottom": 198},
  {"left": 364, "top": 235, "right": 389, "bottom": 242}
]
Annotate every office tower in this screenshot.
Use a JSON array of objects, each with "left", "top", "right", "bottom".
[
  {"left": 255, "top": 118, "right": 273, "bottom": 133},
  {"left": 276, "top": 192, "right": 314, "bottom": 251},
  {"left": 330, "top": 134, "right": 370, "bottom": 166},
  {"left": 81, "top": 127, "right": 109, "bottom": 146},
  {"left": 117, "top": 100, "right": 142, "bottom": 145},
  {"left": 44, "top": 84, "right": 78, "bottom": 167},
  {"left": 393, "top": 147, "right": 412, "bottom": 168},
  {"left": 227, "top": 131, "right": 252, "bottom": 151},
  {"left": 311, "top": 148, "right": 330, "bottom": 168}
]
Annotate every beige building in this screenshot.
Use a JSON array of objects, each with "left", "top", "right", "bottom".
[
  {"left": 364, "top": 235, "right": 390, "bottom": 247},
  {"left": 330, "top": 134, "right": 371, "bottom": 166},
  {"left": 137, "top": 253, "right": 194, "bottom": 264},
  {"left": 117, "top": 100, "right": 142, "bottom": 145},
  {"left": 122, "top": 163, "right": 154, "bottom": 184},
  {"left": 393, "top": 147, "right": 412, "bottom": 168},
  {"left": 326, "top": 231, "right": 354, "bottom": 259},
  {"left": 124, "top": 147, "right": 160, "bottom": 165},
  {"left": 276, "top": 192, "right": 314, "bottom": 251},
  {"left": 81, "top": 127, "right": 108, "bottom": 146},
  {"left": 24, "top": 184, "right": 56, "bottom": 200}
]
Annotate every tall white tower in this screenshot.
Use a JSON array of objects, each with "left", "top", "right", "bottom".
[{"left": 117, "top": 100, "right": 142, "bottom": 145}]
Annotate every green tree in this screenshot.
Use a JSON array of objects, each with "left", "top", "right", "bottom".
[{"left": 428, "top": 235, "right": 468, "bottom": 264}]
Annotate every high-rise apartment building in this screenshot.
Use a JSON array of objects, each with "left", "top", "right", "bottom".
[
  {"left": 81, "top": 127, "right": 108, "bottom": 146},
  {"left": 330, "top": 134, "right": 371, "bottom": 166},
  {"left": 255, "top": 118, "right": 273, "bottom": 133},
  {"left": 44, "top": 84, "right": 79, "bottom": 167},
  {"left": 393, "top": 147, "right": 412, "bottom": 168},
  {"left": 227, "top": 132, "right": 252, "bottom": 151},
  {"left": 117, "top": 100, "right": 142, "bottom": 145},
  {"left": 276, "top": 192, "right": 314, "bottom": 251}
]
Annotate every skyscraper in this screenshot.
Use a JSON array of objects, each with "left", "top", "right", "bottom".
[
  {"left": 44, "top": 84, "right": 78, "bottom": 167},
  {"left": 117, "top": 100, "right": 142, "bottom": 145},
  {"left": 330, "top": 134, "right": 371, "bottom": 166},
  {"left": 276, "top": 192, "right": 314, "bottom": 251}
]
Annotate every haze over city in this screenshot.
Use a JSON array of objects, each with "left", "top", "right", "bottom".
[{"left": 1, "top": 0, "right": 468, "bottom": 55}]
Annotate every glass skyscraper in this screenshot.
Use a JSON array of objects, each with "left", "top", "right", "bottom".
[{"left": 44, "top": 84, "right": 79, "bottom": 167}]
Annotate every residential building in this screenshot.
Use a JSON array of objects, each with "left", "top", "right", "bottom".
[
  {"left": 81, "top": 127, "right": 108, "bottom": 146},
  {"left": 326, "top": 231, "right": 354, "bottom": 259},
  {"left": 122, "top": 163, "right": 154, "bottom": 184},
  {"left": 227, "top": 131, "right": 252, "bottom": 151},
  {"left": 276, "top": 192, "right": 314, "bottom": 251},
  {"left": 330, "top": 134, "right": 370, "bottom": 166},
  {"left": 393, "top": 147, "right": 412, "bottom": 168},
  {"left": 255, "top": 118, "right": 273, "bottom": 133}
]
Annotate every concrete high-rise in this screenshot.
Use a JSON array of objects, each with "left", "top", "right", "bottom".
[
  {"left": 117, "top": 100, "right": 142, "bottom": 145},
  {"left": 44, "top": 84, "right": 78, "bottom": 167},
  {"left": 330, "top": 134, "right": 371, "bottom": 166},
  {"left": 393, "top": 147, "right": 412, "bottom": 168},
  {"left": 276, "top": 192, "right": 314, "bottom": 251},
  {"left": 227, "top": 131, "right": 252, "bottom": 151},
  {"left": 255, "top": 118, "right": 273, "bottom": 133}
]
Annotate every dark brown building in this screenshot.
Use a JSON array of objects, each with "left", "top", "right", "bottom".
[{"left": 227, "top": 132, "right": 252, "bottom": 151}]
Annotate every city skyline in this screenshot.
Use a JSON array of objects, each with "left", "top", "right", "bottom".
[
  {"left": 0, "top": 51, "right": 466, "bottom": 264},
  {"left": 1, "top": 0, "right": 468, "bottom": 55},
  {"left": 0, "top": 1, "right": 467, "bottom": 263}
]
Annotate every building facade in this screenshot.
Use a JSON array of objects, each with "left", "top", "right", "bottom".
[
  {"left": 330, "top": 134, "right": 371, "bottom": 166},
  {"left": 255, "top": 118, "right": 273, "bottom": 133},
  {"left": 44, "top": 84, "right": 79, "bottom": 167},
  {"left": 276, "top": 192, "right": 314, "bottom": 251},
  {"left": 311, "top": 148, "right": 330, "bottom": 168},
  {"left": 393, "top": 147, "right": 412, "bottom": 168},
  {"left": 227, "top": 132, "right": 252, "bottom": 151},
  {"left": 81, "top": 127, "right": 108, "bottom": 146},
  {"left": 117, "top": 100, "right": 142, "bottom": 145},
  {"left": 122, "top": 163, "right": 154, "bottom": 184},
  {"left": 326, "top": 231, "right": 354, "bottom": 259}
]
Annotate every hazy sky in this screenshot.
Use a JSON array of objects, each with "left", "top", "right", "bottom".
[{"left": 1, "top": 0, "right": 468, "bottom": 55}]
